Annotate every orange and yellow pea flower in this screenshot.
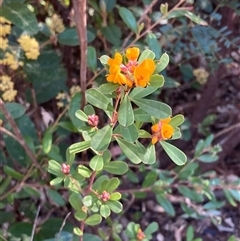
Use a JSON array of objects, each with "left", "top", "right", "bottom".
[
  {"left": 151, "top": 117, "right": 174, "bottom": 144},
  {"left": 106, "top": 47, "right": 156, "bottom": 88}
]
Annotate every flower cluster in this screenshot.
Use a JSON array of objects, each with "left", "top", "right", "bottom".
[
  {"left": 136, "top": 228, "right": 146, "bottom": 241},
  {"left": 151, "top": 117, "right": 174, "bottom": 144},
  {"left": 0, "top": 75, "right": 17, "bottom": 102},
  {"left": 47, "top": 14, "right": 65, "bottom": 34},
  {"left": 107, "top": 47, "right": 156, "bottom": 88},
  {"left": 18, "top": 35, "right": 40, "bottom": 60},
  {"left": 0, "top": 17, "right": 11, "bottom": 51},
  {"left": 193, "top": 68, "right": 209, "bottom": 85},
  {"left": 0, "top": 52, "right": 23, "bottom": 70}
]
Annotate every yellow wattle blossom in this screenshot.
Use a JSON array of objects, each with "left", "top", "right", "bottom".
[
  {"left": 0, "top": 37, "right": 8, "bottom": 50},
  {"left": 17, "top": 35, "right": 40, "bottom": 60},
  {"left": 56, "top": 92, "right": 67, "bottom": 109},
  {"left": 2, "top": 89, "right": 17, "bottom": 102},
  {"left": 47, "top": 14, "right": 65, "bottom": 34},
  {"left": 0, "top": 17, "right": 11, "bottom": 37},
  {"left": 106, "top": 47, "right": 156, "bottom": 88},
  {"left": 70, "top": 85, "right": 81, "bottom": 97},
  {"left": 1, "top": 52, "right": 20, "bottom": 70},
  {"left": 0, "top": 17, "right": 11, "bottom": 24},
  {"left": 0, "top": 75, "right": 17, "bottom": 102},
  {"left": 193, "top": 68, "right": 209, "bottom": 85},
  {"left": 151, "top": 117, "right": 174, "bottom": 144}
]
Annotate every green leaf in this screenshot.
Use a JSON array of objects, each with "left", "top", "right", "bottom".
[
  {"left": 99, "top": 55, "right": 110, "bottom": 67},
  {"left": 204, "top": 134, "right": 214, "bottom": 148},
  {"left": 83, "top": 234, "right": 103, "bottom": 241},
  {"left": 24, "top": 51, "right": 67, "bottom": 104},
  {"left": 118, "top": 95, "right": 134, "bottom": 127},
  {"left": 73, "top": 227, "right": 83, "bottom": 236},
  {"left": 154, "top": 53, "right": 170, "bottom": 74},
  {"left": 0, "top": 102, "right": 25, "bottom": 120},
  {"left": 50, "top": 177, "right": 64, "bottom": 186},
  {"left": 3, "top": 166, "right": 23, "bottom": 180},
  {"left": 119, "top": 7, "right": 138, "bottom": 34},
  {"left": 101, "top": 0, "right": 116, "bottom": 12},
  {"left": 169, "top": 114, "right": 185, "bottom": 127},
  {"left": 91, "top": 125, "right": 112, "bottom": 152},
  {"left": 100, "top": 205, "right": 111, "bottom": 218},
  {"left": 58, "top": 28, "right": 96, "bottom": 46},
  {"left": 99, "top": 83, "right": 119, "bottom": 94},
  {"left": 86, "top": 88, "right": 113, "bottom": 111},
  {"left": 115, "top": 138, "right": 142, "bottom": 164},
  {"left": 144, "top": 222, "right": 159, "bottom": 235},
  {"left": 129, "top": 74, "right": 164, "bottom": 99},
  {"left": 178, "top": 186, "right": 204, "bottom": 202},
  {"left": 160, "top": 141, "right": 187, "bottom": 166},
  {"left": 48, "top": 160, "right": 64, "bottom": 177},
  {"left": 87, "top": 46, "right": 97, "bottom": 72},
  {"left": 74, "top": 211, "right": 87, "bottom": 221},
  {"left": 90, "top": 155, "right": 104, "bottom": 171},
  {"left": 78, "top": 165, "right": 92, "bottom": 178},
  {"left": 142, "top": 170, "right": 158, "bottom": 187},
  {"left": 42, "top": 131, "right": 52, "bottom": 154},
  {"left": 182, "top": 10, "right": 207, "bottom": 25},
  {"left": 156, "top": 194, "right": 175, "bottom": 216},
  {"left": 120, "top": 123, "right": 138, "bottom": 142},
  {"left": 67, "top": 141, "right": 91, "bottom": 165},
  {"left": 102, "top": 178, "right": 120, "bottom": 192},
  {"left": 229, "top": 189, "right": 240, "bottom": 202},
  {"left": 75, "top": 110, "right": 88, "bottom": 122},
  {"left": 147, "top": 33, "right": 162, "bottom": 59},
  {"left": 197, "top": 154, "right": 218, "bottom": 163},
  {"left": 69, "top": 193, "right": 82, "bottom": 211},
  {"left": 107, "top": 200, "right": 122, "bottom": 213},
  {"left": 69, "top": 93, "right": 85, "bottom": 129},
  {"left": 83, "top": 195, "right": 93, "bottom": 207},
  {"left": 110, "top": 192, "right": 122, "bottom": 201},
  {"left": 138, "top": 49, "right": 155, "bottom": 63},
  {"left": 9, "top": 222, "right": 32, "bottom": 237},
  {"left": 186, "top": 225, "right": 194, "bottom": 241},
  {"left": 143, "top": 144, "right": 156, "bottom": 164},
  {"left": 132, "top": 98, "right": 172, "bottom": 119},
  {"left": 133, "top": 108, "right": 152, "bottom": 122},
  {"left": 0, "top": 3, "right": 38, "bottom": 34},
  {"left": 101, "top": 24, "right": 122, "bottom": 46},
  {"left": 47, "top": 189, "right": 65, "bottom": 206},
  {"left": 85, "top": 214, "right": 102, "bottom": 226},
  {"left": 194, "top": 139, "right": 205, "bottom": 157},
  {"left": 104, "top": 161, "right": 129, "bottom": 175}
]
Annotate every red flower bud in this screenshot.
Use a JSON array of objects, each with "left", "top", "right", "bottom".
[
  {"left": 61, "top": 163, "right": 70, "bottom": 175},
  {"left": 100, "top": 190, "right": 110, "bottom": 202},
  {"left": 88, "top": 114, "right": 99, "bottom": 127}
]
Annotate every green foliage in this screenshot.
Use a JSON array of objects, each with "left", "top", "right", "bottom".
[{"left": 1, "top": 0, "right": 239, "bottom": 240}]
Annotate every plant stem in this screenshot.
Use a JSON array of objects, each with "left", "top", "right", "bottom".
[{"left": 73, "top": 0, "right": 87, "bottom": 109}]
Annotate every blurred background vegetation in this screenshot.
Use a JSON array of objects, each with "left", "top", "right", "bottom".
[{"left": 0, "top": 0, "right": 239, "bottom": 240}]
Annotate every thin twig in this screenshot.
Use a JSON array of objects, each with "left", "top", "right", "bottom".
[
  {"left": 30, "top": 204, "right": 41, "bottom": 241},
  {"left": 214, "top": 122, "right": 240, "bottom": 139},
  {"left": 73, "top": 0, "right": 87, "bottom": 108},
  {"left": 55, "top": 212, "right": 71, "bottom": 240},
  {"left": 0, "top": 126, "right": 19, "bottom": 143},
  {"left": 0, "top": 98, "right": 46, "bottom": 178},
  {"left": 122, "top": 0, "right": 158, "bottom": 48}
]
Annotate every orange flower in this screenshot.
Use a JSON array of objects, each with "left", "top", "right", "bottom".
[
  {"left": 134, "top": 59, "right": 155, "bottom": 87},
  {"left": 151, "top": 117, "right": 174, "bottom": 144},
  {"left": 106, "top": 47, "right": 156, "bottom": 88},
  {"left": 126, "top": 47, "right": 140, "bottom": 61}
]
